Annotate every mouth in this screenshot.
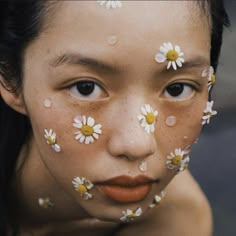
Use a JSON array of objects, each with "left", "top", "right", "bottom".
[{"left": 96, "top": 175, "right": 158, "bottom": 203}]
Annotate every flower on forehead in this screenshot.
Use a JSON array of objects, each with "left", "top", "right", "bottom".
[
  {"left": 155, "top": 42, "right": 184, "bottom": 70},
  {"left": 97, "top": 0, "right": 122, "bottom": 9},
  {"left": 38, "top": 197, "right": 54, "bottom": 209},
  {"left": 202, "top": 101, "right": 217, "bottom": 125},
  {"left": 166, "top": 148, "right": 185, "bottom": 170},
  {"left": 120, "top": 208, "right": 142, "bottom": 223},
  {"left": 44, "top": 129, "right": 61, "bottom": 152},
  {"left": 137, "top": 104, "right": 158, "bottom": 134},
  {"left": 72, "top": 177, "right": 94, "bottom": 200},
  {"left": 149, "top": 191, "right": 166, "bottom": 208},
  {"left": 178, "top": 156, "right": 190, "bottom": 173},
  {"left": 73, "top": 116, "right": 102, "bottom": 144},
  {"left": 208, "top": 66, "right": 216, "bottom": 91}
]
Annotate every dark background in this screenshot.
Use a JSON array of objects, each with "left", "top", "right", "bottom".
[{"left": 189, "top": 1, "right": 236, "bottom": 235}]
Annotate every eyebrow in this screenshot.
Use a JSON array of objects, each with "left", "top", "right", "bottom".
[
  {"left": 181, "top": 56, "right": 209, "bottom": 70},
  {"left": 49, "top": 52, "right": 119, "bottom": 73}
]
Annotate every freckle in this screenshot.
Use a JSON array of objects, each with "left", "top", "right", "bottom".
[
  {"left": 201, "top": 68, "right": 208, "bottom": 77},
  {"left": 43, "top": 99, "right": 52, "bottom": 108},
  {"left": 165, "top": 116, "right": 177, "bottom": 127},
  {"left": 107, "top": 35, "right": 117, "bottom": 45},
  {"left": 139, "top": 161, "right": 147, "bottom": 172}
]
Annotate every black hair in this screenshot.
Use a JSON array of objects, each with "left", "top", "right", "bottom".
[{"left": 0, "top": 1, "right": 230, "bottom": 235}]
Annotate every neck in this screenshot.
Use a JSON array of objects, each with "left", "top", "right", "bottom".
[{"left": 10, "top": 138, "right": 120, "bottom": 235}]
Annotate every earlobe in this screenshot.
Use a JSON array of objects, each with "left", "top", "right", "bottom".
[{"left": 0, "top": 77, "right": 27, "bottom": 115}]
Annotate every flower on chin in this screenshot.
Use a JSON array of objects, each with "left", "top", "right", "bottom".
[
  {"left": 166, "top": 148, "right": 185, "bottom": 170},
  {"left": 97, "top": 0, "right": 122, "bottom": 9},
  {"left": 137, "top": 104, "right": 158, "bottom": 134},
  {"left": 202, "top": 101, "right": 217, "bottom": 125},
  {"left": 72, "top": 177, "right": 94, "bottom": 200},
  {"left": 155, "top": 42, "right": 184, "bottom": 70},
  {"left": 149, "top": 191, "right": 166, "bottom": 208},
  {"left": 44, "top": 129, "right": 61, "bottom": 153},
  {"left": 73, "top": 116, "right": 102, "bottom": 145},
  {"left": 120, "top": 208, "right": 143, "bottom": 223}
]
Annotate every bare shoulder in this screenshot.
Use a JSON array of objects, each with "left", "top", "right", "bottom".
[{"left": 116, "top": 170, "right": 212, "bottom": 236}]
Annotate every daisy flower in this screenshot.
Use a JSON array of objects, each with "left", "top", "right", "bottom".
[
  {"left": 166, "top": 148, "right": 185, "bottom": 170},
  {"left": 44, "top": 129, "right": 61, "bottom": 152},
  {"left": 155, "top": 42, "right": 184, "bottom": 70},
  {"left": 72, "top": 177, "right": 94, "bottom": 200},
  {"left": 97, "top": 0, "right": 122, "bottom": 9},
  {"left": 38, "top": 197, "right": 54, "bottom": 209},
  {"left": 202, "top": 101, "right": 217, "bottom": 125},
  {"left": 120, "top": 208, "right": 142, "bottom": 223},
  {"left": 208, "top": 66, "right": 216, "bottom": 91},
  {"left": 178, "top": 156, "right": 190, "bottom": 172},
  {"left": 149, "top": 191, "right": 166, "bottom": 208},
  {"left": 73, "top": 116, "right": 102, "bottom": 144},
  {"left": 137, "top": 104, "right": 158, "bottom": 134}
]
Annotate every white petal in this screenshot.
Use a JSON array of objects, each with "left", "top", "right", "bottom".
[
  {"left": 93, "top": 133, "right": 99, "bottom": 139},
  {"left": 141, "top": 106, "right": 147, "bottom": 115},
  {"left": 172, "top": 61, "right": 177, "bottom": 70},
  {"left": 167, "top": 61, "right": 171, "bottom": 70},
  {"left": 155, "top": 53, "right": 166, "bottom": 63},
  {"left": 79, "top": 135, "right": 85, "bottom": 143},
  {"left": 85, "top": 137, "right": 91, "bottom": 144},
  {"left": 87, "top": 117, "right": 95, "bottom": 126},
  {"left": 82, "top": 116, "right": 87, "bottom": 125},
  {"left": 135, "top": 208, "right": 142, "bottom": 216},
  {"left": 75, "top": 133, "right": 83, "bottom": 140}
]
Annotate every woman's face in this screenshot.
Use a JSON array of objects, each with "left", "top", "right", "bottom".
[{"left": 22, "top": 1, "right": 210, "bottom": 221}]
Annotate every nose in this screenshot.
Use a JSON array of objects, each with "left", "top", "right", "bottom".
[{"left": 107, "top": 107, "right": 157, "bottom": 161}]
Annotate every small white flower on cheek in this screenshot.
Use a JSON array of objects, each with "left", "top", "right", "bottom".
[
  {"left": 166, "top": 148, "right": 185, "bottom": 170},
  {"left": 120, "top": 208, "right": 143, "bottom": 223},
  {"left": 155, "top": 42, "right": 184, "bottom": 70},
  {"left": 73, "top": 116, "right": 102, "bottom": 144},
  {"left": 137, "top": 104, "right": 158, "bottom": 134},
  {"left": 202, "top": 101, "right": 217, "bottom": 125},
  {"left": 44, "top": 129, "right": 61, "bottom": 153},
  {"left": 72, "top": 177, "right": 94, "bottom": 200}
]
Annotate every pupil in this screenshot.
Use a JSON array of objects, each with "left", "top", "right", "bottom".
[
  {"left": 77, "top": 81, "right": 95, "bottom": 95},
  {"left": 167, "top": 83, "right": 184, "bottom": 97}
]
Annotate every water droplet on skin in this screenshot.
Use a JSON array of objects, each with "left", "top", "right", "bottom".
[
  {"left": 201, "top": 68, "right": 208, "bottom": 77},
  {"left": 165, "top": 116, "right": 177, "bottom": 127},
  {"left": 183, "top": 136, "right": 188, "bottom": 140},
  {"left": 139, "top": 161, "right": 147, "bottom": 172},
  {"left": 107, "top": 35, "right": 117, "bottom": 45},
  {"left": 43, "top": 99, "right": 52, "bottom": 108}
]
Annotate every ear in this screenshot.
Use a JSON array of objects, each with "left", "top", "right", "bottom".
[{"left": 0, "top": 76, "right": 27, "bottom": 115}]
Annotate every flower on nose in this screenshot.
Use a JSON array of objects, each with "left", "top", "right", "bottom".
[
  {"left": 202, "top": 101, "right": 217, "bottom": 125},
  {"left": 166, "top": 148, "right": 185, "bottom": 170},
  {"left": 73, "top": 116, "right": 102, "bottom": 144},
  {"left": 97, "top": 0, "right": 122, "bottom": 9},
  {"left": 72, "top": 177, "right": 94, "bottom": 200},
  {"left": 120, "top": 208, "right": 143, "bottom": 223},
  {"left": 155, "top": 42, "right": 184, "bottom": 70},
  {"left": 137, "top": 104, "right": 158, "bottom": 134}
]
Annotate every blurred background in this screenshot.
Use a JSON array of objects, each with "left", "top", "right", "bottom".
[{"left": 189, "top": 1, "right": 236, "bottom": 235}]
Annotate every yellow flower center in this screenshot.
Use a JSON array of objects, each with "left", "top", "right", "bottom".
[
  {"left": 145, "top": 112, "right": 155, "bottom": 124},
  {"left": 47, "top": 136, "right": 55, "bottom": 145},
  {"left": 211, "top": 74, "right": 216, "bottom": 84},
  {"left": 171, "top": 155, "right": 182, "bottom": 165},
  {"left": 77, "top": 184, "right": 87, "bottom": 194},
  {"left": 81, "top": 125, "right": 94, "bottom": 136},
  {"left": 127, "top": 213, "right": 135, "bottom": 219},
  {"left": 166, "top": 50, "right": 178, "bottom": 61}
]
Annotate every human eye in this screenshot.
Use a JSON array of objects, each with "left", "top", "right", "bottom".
[
  {"left": 69, "top": 80, "right": 108, "bottom": 100},
  {"left": 163, "top": 82, "right": 195, "bottom": 100}
]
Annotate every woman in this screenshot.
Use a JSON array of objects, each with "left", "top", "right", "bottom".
[{"left": 0, "top": 1, "right": 229, "bottom": 235}]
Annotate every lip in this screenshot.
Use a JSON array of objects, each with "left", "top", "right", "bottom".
[{"left": 96, "top": 175, "right": 157, "bottom": 203}]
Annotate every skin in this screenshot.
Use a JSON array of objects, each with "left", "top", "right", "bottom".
[{"left": 0, "top": 1, "right": 213, "bottom": 235}]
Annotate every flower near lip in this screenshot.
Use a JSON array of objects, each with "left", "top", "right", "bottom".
[
  {"left": 149, "top": 191, "right": 166, "bottom": 208},
  {"left": 137, "top": 104, "right": 158, "bottom": 134},
  {"left": 166, "top": 148, "right": 185, "bottom": 170},
  {"left": 202, "top": 101, "right": 217, "bottom": 125},
  {"left": 72, "top": 177, "right": 94, "bottom": 200},
  {"left": 208, "top": 66, "right": 216, "bottom": 91},
  {"left": 44, "top": 129, "right": 61, "bottom": 152},
  {"left": 73, "top": 116, "right": 102, "bottom": 144},
  {"left": 155, "top": 42, "right": 184, "bottom": 70},
  {"left": 120, "top": 208, "right": 143, "bottom": 223},
  {"left": 97, "top": 0, "right": 122, "bottom": 9}
]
